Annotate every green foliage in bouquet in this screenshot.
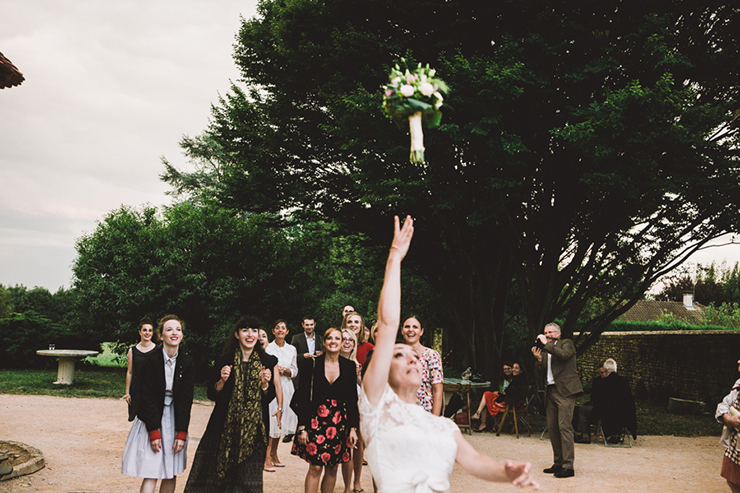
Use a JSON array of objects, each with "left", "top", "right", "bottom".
[{"left": 382, "top": 60, "right": 449, "bottom": 129}]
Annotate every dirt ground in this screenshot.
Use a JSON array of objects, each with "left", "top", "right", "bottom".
[{"left": 0, "top": 393, "right": 730, "bottom": 492}]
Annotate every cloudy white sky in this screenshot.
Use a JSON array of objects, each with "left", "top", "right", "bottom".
[
  {"left": 2, "top": 1, "right": 740, "bottom": 293},
  {"left": 1, "top": 0, "right": 258, "bottom": 291}
]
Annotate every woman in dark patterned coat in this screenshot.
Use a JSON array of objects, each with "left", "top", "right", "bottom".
[{"left": 184, "top": 316, "right": 282, "bottom": 493}]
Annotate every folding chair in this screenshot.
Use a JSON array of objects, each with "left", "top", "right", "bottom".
[
  {"left": 597, "top": 423, "right": 633, "bottom": 448},
  {"left": 496, "top": 392, "right": 534, "bottom": 438}
]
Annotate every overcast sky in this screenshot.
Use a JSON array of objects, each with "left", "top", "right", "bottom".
[
  {"left": 2, "top": 1, "right": 740, "bottom": 294},
  {"left": 1, "top": 0, "right": 258, "bottom": 291}
]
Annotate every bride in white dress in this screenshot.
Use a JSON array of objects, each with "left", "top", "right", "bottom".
[{"left": 360, "top": 216, "right": 539, "bottom": 493}]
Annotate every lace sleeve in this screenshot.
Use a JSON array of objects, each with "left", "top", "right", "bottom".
[{"left": 360, "top": 384, "right": 408, "bottom": 446}]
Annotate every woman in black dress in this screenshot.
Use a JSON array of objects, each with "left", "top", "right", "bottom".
[
  {"left": 292, "top": 327, "right": 359, "bottom": 493},
  {"left": 124, "top": 317, "right": 157, "bottom": 421},
  {"left": 184, "top": 316, "right": 283, "bottom": 492}
]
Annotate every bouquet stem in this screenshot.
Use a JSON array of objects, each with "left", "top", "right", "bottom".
[{"left": 408, "top": 111, "right": 425, "bottom": 163}]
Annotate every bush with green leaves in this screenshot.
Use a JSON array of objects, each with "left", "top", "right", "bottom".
[
  {"left": 701, "top": 302, "right": 740, "bottom": 329},
  {"left": 0, "top": 311, "right": 96, "bottom": 369}
]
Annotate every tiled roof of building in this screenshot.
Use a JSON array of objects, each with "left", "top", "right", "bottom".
[
  {"left": 0, "top": 52, "right": 25, "bottom": 89},
  {"left": 619, "top": 300, "right": 705, "bottom": 324}
]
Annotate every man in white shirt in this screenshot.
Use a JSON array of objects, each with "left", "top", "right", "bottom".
[
  {"left": 532, "top": 323, "right": 583, "bottom": 478},
  {"left": 291, "top": 315, "right": 323, "bottom": 360}
]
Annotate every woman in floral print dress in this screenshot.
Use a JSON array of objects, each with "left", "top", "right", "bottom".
[
  {"left": 292, "top": 327, "right": 359, "bottom": 493},
  {"left": 401, "top": 315, "right": 444, "bottom": 415}
]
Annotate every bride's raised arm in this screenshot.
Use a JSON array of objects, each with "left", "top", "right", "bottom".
[{"left": 363, "top": 215, "right": 414, "bottom": 407}]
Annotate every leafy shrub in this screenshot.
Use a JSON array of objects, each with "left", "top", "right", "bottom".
[
  {"left": 0, "top": 311, "right": 98, "bottom": 369},
  {"left": 700, "top": 302, "right": 740, "bottom": 328},
  {"left": 575, "top": 319, "right": 731, "bottom": 332}
]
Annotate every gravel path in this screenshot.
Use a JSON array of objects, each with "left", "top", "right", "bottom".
[{"left": 0, "top": 394, "right": 729, "bottom": 492}]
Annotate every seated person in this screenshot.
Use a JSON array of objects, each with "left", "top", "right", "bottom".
[
  {"left": 499, "top": 361, "right": 514, "bottom": 392},
  {"left": 574, "top": 366, "right": 607, "bottom": 443},
  {"left": 471, "top": 362, "right": 527, "bottom": 432},
  {"left": 576, "top": 358, "right": 637, "bottom": 444},
  {"left": 443, "top": 362, "right": 512, "bottom": 419}
]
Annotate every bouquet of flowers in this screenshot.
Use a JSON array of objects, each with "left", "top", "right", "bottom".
[{"left": 383, "top": 60, "right": 449, "bottom": 163}]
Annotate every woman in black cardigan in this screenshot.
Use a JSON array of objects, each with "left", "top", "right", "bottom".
[
  {"left": 472, "top": 362, "right": 528, "bottom": 432},
  {"left": 291, "top": 327, "right": 359, "bottom": 493},
  {"left": 121, "top": 314, "right": 194, "bottom": 493},
  {"left": 184, "top": 316, "right": 282, "bottom": 492}
]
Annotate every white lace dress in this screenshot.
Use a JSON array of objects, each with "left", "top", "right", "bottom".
[{"left": 360, "top": 384, "right": 459, "bottom": 493}]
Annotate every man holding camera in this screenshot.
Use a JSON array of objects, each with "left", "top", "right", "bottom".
[{"left": 532, "top": 322, "right": 583, "bottom": 478}]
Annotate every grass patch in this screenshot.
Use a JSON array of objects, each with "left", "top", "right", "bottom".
[
  {"left": 635, "top": 398, "right": 720, "bottom": 436},
  {"left": 500, "top": 394, "right": 720, "bottom": 437},
  {"left": 0, "top": 368, "right": 208, "bottom": 401}
]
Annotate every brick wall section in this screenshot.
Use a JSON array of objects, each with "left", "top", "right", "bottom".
[{"left": 576, "top": 331, "right": 740, "bottom": 405}]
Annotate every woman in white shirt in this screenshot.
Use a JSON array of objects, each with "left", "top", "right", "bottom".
[{"left": 265, "top": 319, "right": 299, "bottom": 470}]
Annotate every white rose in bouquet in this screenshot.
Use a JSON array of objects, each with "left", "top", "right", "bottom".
[
  {"left": 400, "top": 84, "right": 415, "bottom": 97},
  {"left": 419, "top": 82, "right": 435, "bottom": 97}
]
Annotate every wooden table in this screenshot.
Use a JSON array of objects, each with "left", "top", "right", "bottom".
[
  {"left": 443, "top": 378, "right": 491, "bottom": 434},
  {"left": 36, "top": 349, "right": 99, "bottom": 385}
]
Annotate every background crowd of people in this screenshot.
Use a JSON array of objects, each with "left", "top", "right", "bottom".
[
  {"left": 121, "top": 220, "right": 740, "bottom": 492},
  {"left": 117, "top": 217, "right": 543, "bottom": 492}
]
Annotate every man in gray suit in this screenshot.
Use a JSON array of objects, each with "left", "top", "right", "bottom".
[{"left": 532, "top": 322, "right": 583, "bottom": 478}]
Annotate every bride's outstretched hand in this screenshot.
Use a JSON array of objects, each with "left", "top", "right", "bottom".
[
  {"left": 504, "top": 461, "right": 539, "bottom": 490},
  {"left": 390, "top": 215, "right": 414, "bottom": 260}
]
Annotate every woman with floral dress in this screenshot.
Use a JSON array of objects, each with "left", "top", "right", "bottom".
[
  {"left": 292, "top": 327, "right": 359, "bottom": 493},
  {"left": 401, "top": 315, "right": 443, "bottom": 415}
]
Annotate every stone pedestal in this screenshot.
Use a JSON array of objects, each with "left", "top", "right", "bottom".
[{"left": 36, "top": 349, "right": 99, "bottom": 385}]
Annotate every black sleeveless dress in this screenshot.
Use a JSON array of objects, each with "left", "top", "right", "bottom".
[{"left": 127, "top": 345, "right": 149, "bottom": 421}]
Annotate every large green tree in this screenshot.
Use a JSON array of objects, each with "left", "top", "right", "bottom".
[
  {"left": 164, "top": 0, "right": 740, "bottom": 377},
  {"left": 0, "top": 286, "right": 12, "bottom": 319},
  {"left": 73, "top": 202, "right": 336, "bottom": 372},
  {"left": 72, "top": 202, "right": 443, "bottom": 372}
]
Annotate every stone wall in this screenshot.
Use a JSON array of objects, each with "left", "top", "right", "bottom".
[{"left": 576, "top": 330, "right": 740, "bottom": 405}]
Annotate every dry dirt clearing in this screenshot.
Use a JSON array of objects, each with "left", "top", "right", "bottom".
[{"left": 0, "top": 394, "right": 729, "bottom": 492}]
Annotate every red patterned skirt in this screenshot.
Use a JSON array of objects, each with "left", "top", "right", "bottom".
[{"left": 291, "top": 398, "right": 351, "bottom": 467}]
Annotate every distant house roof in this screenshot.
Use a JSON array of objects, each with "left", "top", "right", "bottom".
[
  {"left": 619, "top": 300, "right": 705, "bottom": 324},
  {"left": 0, "top": 52, "right": 25, "bottom": 89}
]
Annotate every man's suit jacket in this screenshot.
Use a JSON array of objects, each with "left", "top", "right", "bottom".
[
  {"left": 536, "top": 338, "right": 583, "bottom": 398},
  {"left": 291, "top": 332, "right": 323, "bottom": 357}
]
